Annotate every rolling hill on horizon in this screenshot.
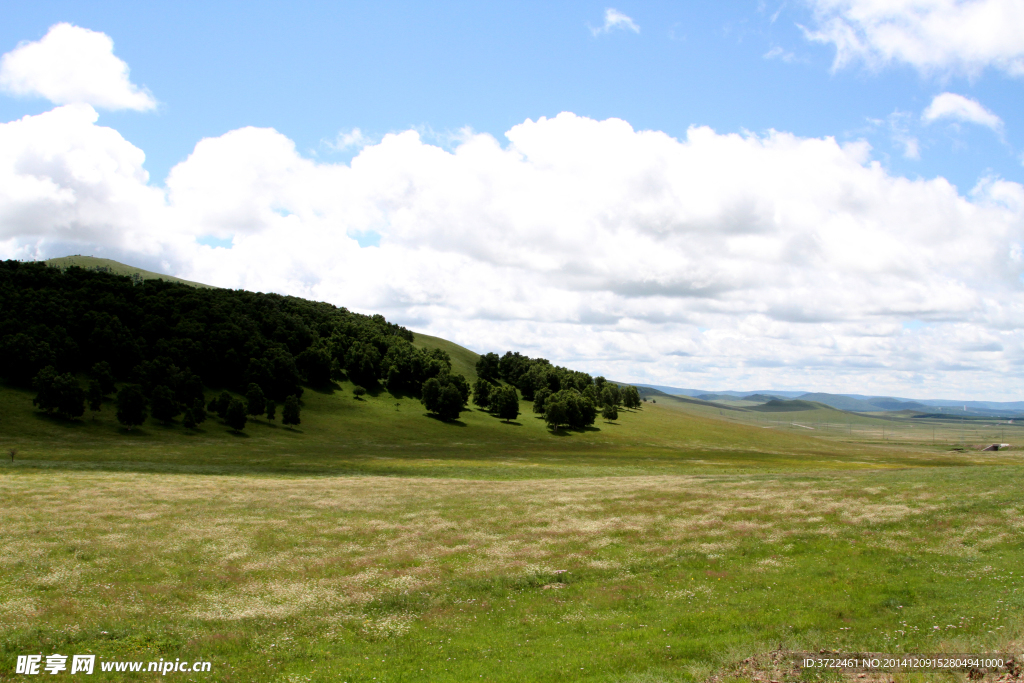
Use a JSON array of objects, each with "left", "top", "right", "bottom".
[{"left": 637, "top": 384, "right": 1024, "bottom": 416}]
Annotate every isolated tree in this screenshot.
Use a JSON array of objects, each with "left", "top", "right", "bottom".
[
  {"left": 602, "top": 404, "right": 618, "bottom": 422},
  {"left": 472, "top": 379, "right": 492, "bottom": 409},
  {"left": 282, "top": 395, "right": 301, "bottom": 426},
  {"left": 150, "top": 385, "right": 180, "bottom": 424},
  {"left": 353, "top": 386, "right": 366, "bottom": 399},
  {"left": 490, "top": 384, "right": 520, "bottom": 423},
  {"left": 266, "top": 399, "right": 277, "bottom": 421},
  {"left": 191, "top": 397, "right": 207, "bottom": 424},
  {"left": 225, "top": 399, "right": 247, "bottom": 432},
  {"left": 246, "top": 383, "right": 266, "bottom": 418},
  {"left": 87, "top": 379, "right": 103, "bottom": 413},
  {"left": 116, "top": 385, "right": 147, "bottom": 430},
  {"left": 182, "top": 408, "right": 197, "bottom": 429}
]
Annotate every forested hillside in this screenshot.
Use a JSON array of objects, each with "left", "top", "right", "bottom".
[
  {"left": 0, "top": 261, "right": 453, "bottom": 417},
  {"left": 0, "top": 260, "right": 640, "bottom": 431}
]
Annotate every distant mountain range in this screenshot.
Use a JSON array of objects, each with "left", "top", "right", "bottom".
[{"left": 633, "top": 384, "right": 1024, "bottom": 417}]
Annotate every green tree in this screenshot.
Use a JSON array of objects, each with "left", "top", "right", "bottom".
[
  {"left": 116, "top": 385, "right": 147, "bottom": 430},
  {"left": 421, "top": 373, "right": 467, "bottom": 421},
  {"left": 600, "top": 386, "right": 618, "bottom": 408},
  {"left": 266, "top": 399, "right": 277, "bottom": 421},
  {"left": 623, "top": 386, "right": 641, "bottom": 409},
  {"left": 475, "top": 352, "right": 500, "bottom": 382},
  {"left": 472, "top": 379, "right": 492, "bottom": 409},
  {"left": 282, "top": 395, "right": 301, "bottom": 426},
  {"left": 296, "top": 347, "right": 332, "bottom": 387},
  {"left": 421, "top": 377, "right": 442, "bottom": 413},
  {"left": 602, "top": 404, "right": 618, "bottom": 421},
  {"left": 32, "top": 367, "right": 85, "bottom": 419},
  {"left": 209, "top": 391, "right": 231, "bottom": 419},
  {"left": 191, "top": 397, "right": 207, "bottom": 424},
  {"left": 353, "top": 386, "right": 366, "bottom": 399},
  {"left": 345, "top": 341, "right": 381, "bottom": 388},
  {"left": 245, "top": 383, "right": 266, "bottom": 418},
  {"left": 490, "top": 384, "right": 520, "bottom": 423},
  {"left": 150, "top": 385, "right": 180, "bottom": 424},
  {"left": 225, "top": 399, "right": 247, "bottom": 432},
  {"left": 437, "top": 384, "right": 464, "bottom": 421},
  {"left": 182, "top": 408, "right": 197, "bottom": 429},
  {"left": 544, "top": 400, "right": 568, "bottom": 430},
  {"left": 87, "top": 379, "right": 103, "bottom": 413},
  {"left": 543, "top": 389, "right": 596, "bottom": 430},
  {"left": 448, "top": 373, "right": 470, "bottom": 407},
  {"left": 533, "top": 386, "right": 552, "bottom": 413},
  {"left": 31, "top": 366, "right": 60, "bottom": 414},
  {"left": 90, "top": 361, "right": 116, "bottom": 395}
]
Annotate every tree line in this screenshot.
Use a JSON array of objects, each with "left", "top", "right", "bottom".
[
  {"left": 1, "top": 261, "right": 642, "bottom": 433},
  {"left": 0, "top": 261, "right": 453, "bottom": 431},
  {"left": 472, "top": 351, "right": 642, "bottom": 430}
]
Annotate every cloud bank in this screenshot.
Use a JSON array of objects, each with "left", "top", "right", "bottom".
[
  {"left": 2, "top": 105, "right": 1024, "bottom": 397},
  {"left": 0, "top": 23, "right": 156, "bottom": 110},
  {"left": 803, "top": 0, "right": 1024, "bottom": 77}
]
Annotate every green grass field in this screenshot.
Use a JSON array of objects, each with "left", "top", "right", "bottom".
[{"left": 1, "top": 338, "right": 1022, "bottom": 681}]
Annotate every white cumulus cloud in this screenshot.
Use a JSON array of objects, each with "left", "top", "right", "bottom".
[
  {"left": 803, "top": 0, "right": 1024, "bottom": 77},
  {"left": 0, "top": 23, "right": 156, "bottom": 110},
  {"left": 922, "top": 92, "right": 1004, "bottom": 132},
  {"left": 590, "top": 8, "right": 640, "bottom": 36},
  {"left": 3, "top": 108, "right": 1024, "bottom": 398}
]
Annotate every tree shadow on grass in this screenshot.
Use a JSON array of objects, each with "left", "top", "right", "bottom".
[
  {"left": 227, "top": 430, "right": 250, "bottom": 438},
  {"left": 31, "top": 412, "right": 87, "bottom": 429},
  {"left": 499, "top": 421, "right": 523, "bottom": 426},
  {"left": 307, "top": 380, "right": 343, "bottom": 395},
  {"left": 425, "top": 413, "right": 467, "bottom": 427},
  {"left": 547, "top": 425, "right": 602, "bottom": 436}
]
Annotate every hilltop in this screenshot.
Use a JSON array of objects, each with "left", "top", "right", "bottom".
[{"left": 44, "top": 255, "right": 215, "bottom": 289}]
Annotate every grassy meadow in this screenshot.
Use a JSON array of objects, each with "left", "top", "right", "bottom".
[{"left": 1, "top": 336, "right": 1022, "bottom": 681}]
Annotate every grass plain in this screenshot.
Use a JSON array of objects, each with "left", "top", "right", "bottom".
[{"left": 1, "top": 339, "right": 1022, "bottom": 681}]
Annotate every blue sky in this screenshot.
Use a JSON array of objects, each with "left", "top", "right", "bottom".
[
  {"left": 2, "top": 1, "right": 1019, "bottom": 188},
  {"left": 2, "top": 1, "right": 1024, "bottom": 398}
]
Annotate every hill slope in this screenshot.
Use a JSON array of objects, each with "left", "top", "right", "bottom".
[
  {"left": 44, "top": 255, "right": 215, "bottom": 289},
  {"left": 411, "top": 331, "right": 480, "bottom": 383}
]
